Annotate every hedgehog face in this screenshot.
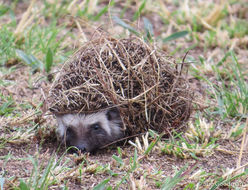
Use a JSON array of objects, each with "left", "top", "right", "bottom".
[{"left": 56, "top": 108, "right": 124, "bottom": 152}]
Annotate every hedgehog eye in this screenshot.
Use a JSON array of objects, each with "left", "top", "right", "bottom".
[
  {"left": 65, "top": 126, "right": 75, "bottom": 142},
  {"left": 66, "top": 126, "right": 74, "bottom": 136},
  {"left": 91, "top": 123, "right": 101, "bottom": 130}
]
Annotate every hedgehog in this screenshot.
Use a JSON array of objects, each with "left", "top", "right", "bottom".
[{"left": 47, "top": 37, "right": 193, "bottom": 152}]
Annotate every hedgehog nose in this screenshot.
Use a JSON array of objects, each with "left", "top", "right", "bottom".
[{"left": 77, "top": 145, "right": 87, "bottom": 152}]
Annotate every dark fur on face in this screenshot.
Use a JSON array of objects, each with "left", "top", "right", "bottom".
[{"left": 56, "top": 108, "right": 124, "bottom": 152}]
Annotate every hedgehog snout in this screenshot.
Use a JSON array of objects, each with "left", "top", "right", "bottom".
[{"left": 74, "top": 144, "right": 87, "bottom": 152}]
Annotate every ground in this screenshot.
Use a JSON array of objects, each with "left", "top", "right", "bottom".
[{"left": 0, "top": 0, "right": 248, "bottom": 189}]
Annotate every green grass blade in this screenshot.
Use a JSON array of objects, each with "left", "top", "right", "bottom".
[
  {"left": 45, "top": 48, "right": 53, "bottom": 73},
  {"left": 161, "top": 165, "right": 187, "bottom": 190},
  {"left": 38, "top": 156, "right": 55, "bottom": 189},
  {"left": 210, "top": 169, "right": 248, "bottom": 190},
  {"left": 0, "top": 93, "right": 14, "bottom": 116},
  {"left": 163, "top": 31, "right": 188, "bottom": 42},
  {"left": 113, "top": 16, "right": 140, "bottom": 36},
  {"left": 16, "top": 49, "right": 33, "bottom": 66},
  {"left": 92, "top": 0, "right": 115, "bottom": 21},
  {"left": 209, "top": 177, "right": 225, "bottom": 190},
  {"left": 112, "top": 155, "right": 124, "bottom": 166},
  {"left": 143, "top": 17, "right": 154, "bottom": 41},
  {"left": 216, "top": 51, "right": 231, "bottom": 66},
  {"left": 16, "top": 49, "right": 43, "bottom": 71},
  {"left": 144, "top": 132, "right": 163, "bottom": 155},
  {"left": 106, "top": 186, "right": 112, "bottom": 190},
  {"left": 133, "top": 0, "right": 147, "bottom": 21},
  {"left": 0, "top": 5, "right": 9, "bottom": 17},
  {"left": 131, "top": 148, "right": 138, "bottom": 171},
  {"left": 27, "top": 156, "right": 39, "bottom": 189},
  {"left": 93, "top": 178, "right": 111, "bottom": 190},
  {"left": 19, "top": 179, "right": 30, "bottom": 190}
]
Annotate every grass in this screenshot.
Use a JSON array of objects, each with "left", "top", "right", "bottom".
[
  {"left": 0, "top": 0, "right": 247, "bottom": 189},
  {"left": 193, "top": 51, "right": 248, "bottom": 119},
  {"left": 0, "top": 93, "right": 15, "bottom": 116}
]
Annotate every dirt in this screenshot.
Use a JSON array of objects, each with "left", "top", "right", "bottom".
[{"left": 1, "top": 132, "right": 247, "bottom": 189}]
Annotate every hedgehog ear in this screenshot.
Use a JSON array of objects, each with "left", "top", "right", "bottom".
[{"left": 106, "top": 107, "right": 120, "bottom": 121}]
